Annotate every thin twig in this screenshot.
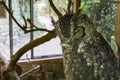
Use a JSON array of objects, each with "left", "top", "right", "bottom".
[
  {"left": 2, "top": 1, "right": 24, "bottom": 30},
  {"left": 22, "top": 15, "right": 27, "bottom": 27},
  {"left": 25, "top": 28, "right": 52, "bottom": 33},
  {"left": 2, "top": 1, "right": 52, "bottom": 33},
  {"left": 27, "top": 19, "right": 52, "bottom": 33},
  {"left": 19, "top": 65, "right": 40, "bottom": 78},
  {"left": 50, "top": 16, "right": 56, "bottom": 26}
]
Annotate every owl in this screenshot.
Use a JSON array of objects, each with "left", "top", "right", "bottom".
[{"left": 56, "top": 14, "right": 120, "bottom": 80}]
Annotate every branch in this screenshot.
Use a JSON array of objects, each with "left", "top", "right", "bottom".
[
  {"left": 2, "top": 1, "right": 51, "bottom": 33},
  {"left": 50, "top": 16, "right": 56, "bottom": 26},
  {"left": 24, "top": 28, "right": 52, "bottom": 33},
  {"left": 49, "top": 0, "right": 62, "bottom": 18},
  {"left": 7, "top": 29, "right": 57, "bottom": 70},
  {"left": 2, "top": 1, "right": 24, "bottom": 30},
  {"left": 26, "top": 19, "right": 52, "bottom": 33},
  {"left": 22, "top": 15, "right": 27, "bottom": 27},
  {"left": 19, "top": 65, "right": 40, "bottom": 78},
  {"left": 67, "top": 0, "right": 72, "bottom": 13}
]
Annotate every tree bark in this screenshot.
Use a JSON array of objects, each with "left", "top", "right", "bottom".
[
  {"left": 73, "top": 0, "right": 81, "bottom": 14},
  {"left": 56, "top": 13, "right": 120, "bottom": 80},
  {"left": 115, "top": 2, "right": 120, "bottom": 63}
]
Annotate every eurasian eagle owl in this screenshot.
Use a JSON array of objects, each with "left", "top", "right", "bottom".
[{"left": 56, "top": 14, "right": 119, "bottom": 80}]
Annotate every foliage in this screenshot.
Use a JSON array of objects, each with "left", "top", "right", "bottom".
[{"left": 81, "top": 0, "right": 117, "bottom": 51}]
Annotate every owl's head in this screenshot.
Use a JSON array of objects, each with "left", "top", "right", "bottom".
[{"left": 56, "top": 14, "right": 94, "bottom": 43}]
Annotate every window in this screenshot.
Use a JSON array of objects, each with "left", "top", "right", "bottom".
[{"left": 0, "top": 0, "right": 67, "bottom": 62}]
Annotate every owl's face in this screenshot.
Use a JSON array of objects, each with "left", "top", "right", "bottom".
[{"left": 56, "top": 14, "right": 94, "bottom": 44}]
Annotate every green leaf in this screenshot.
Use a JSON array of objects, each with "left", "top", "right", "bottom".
[{"left": 79, "top": 2, "right": 86, "bottom": 10}]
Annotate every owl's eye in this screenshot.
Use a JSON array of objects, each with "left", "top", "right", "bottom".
[{"left": 74, "top": 31, "right": 79, "bottom": 36}]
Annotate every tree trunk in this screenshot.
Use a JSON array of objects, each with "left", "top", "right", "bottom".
[
  {"left": 56, "top": 13, "right": 120, "bottom": 80},
  {"left": 0, "top": 0, "right": 6, "bottom": 18},
  {"left": 73, "top": 0, "right": 81, "bottom": 14},
  {"left": 115, "top": 2, "right": 120, "bottom": 63}
]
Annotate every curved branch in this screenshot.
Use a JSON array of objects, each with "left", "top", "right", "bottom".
[
  {"left": 49, "top": 0, "right": 62, "bottom": 18},
  {"left": 67, "top": 0, "right": 72, "bottom": 13},
  {"left": 7, "top": 29, "right": 57, "bottom": 70}
]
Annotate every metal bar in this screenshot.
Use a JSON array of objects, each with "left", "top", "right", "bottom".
[
  {"left": 30, "top": 0, "right": 34, "bottom": 59},
  {"left": 8, "top": 0, "right": 13, "bottom": 58}
]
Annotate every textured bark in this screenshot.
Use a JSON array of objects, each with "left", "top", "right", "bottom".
[
  {"left": 115, "top": 3, "right": 120, "bottom": 62},
  {"left": 0, "top": 0, "right": 6, "bottom": 18},
  {"left": 56, "top": 14, "right": 120, "bottom": 80},
  {"left": 73, "top": 0, "right": 81, "bottom": 13}
]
